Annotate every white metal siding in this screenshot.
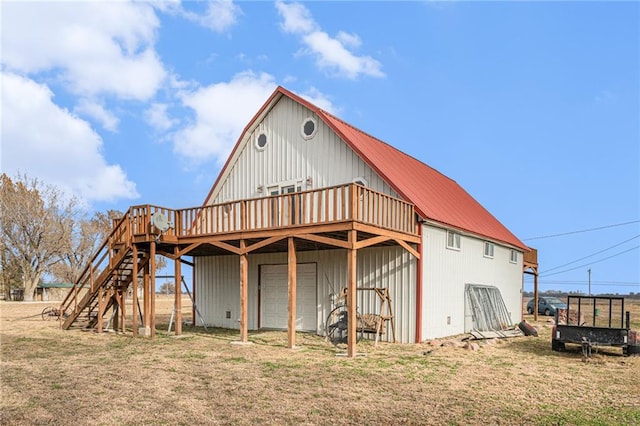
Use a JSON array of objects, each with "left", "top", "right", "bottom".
[
  {"left": 209, "top": 97, "right": 397, "bottom": 204},
  {"left": 195, "top": 246, "right": 417, "bottom": 343},
  {"left": 420, "top": 224, "right": 524, "bottom": 340}
]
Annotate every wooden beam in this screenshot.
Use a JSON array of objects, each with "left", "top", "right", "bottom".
[
  {"left": 296, "top": 233, "right": 351, "bottom": 249},
  {"left": 210, "top": 240, "right": 243, "bottom": 255},
  {"left": 244, "top": 235, "right": 287, "bottom": 254},
  {"left": 533, "top": 270, "right": 539, "bottom": 322},
  {"left": 395, "top": 239, "right": 420, "bottom": 259},
  {"left": 97, "top": 288, "right": 104, "bottom": 333},
  {"left": 132, "top": 244, "right": 139, "bottom": 337},
  {"left": 119, "top": 289, "right": 126, "bottom": 333},
  {"left": 150, "top": 240, "right": 156, "bottom": 338},
  {"left": 192, "top": 265, "right": 196, "bottom": 326},
  {"left": 415, "top": 226, "right": 423, "bottom": 344},
  {"left": 143, "top": 261, "right": 150, "bottom": 331},
  {"left": 112, "top": 281, "right": 120, "bottom": 332},
  {"left": 177, "top": 243, "right": 202, "bottom": 258},
  {"left": 353, "top": 222, "right": 421, "bottom": 244},
  {"left": 175, "top": 221, "right": 353, "bottom": 245},
  {"left": 174, "top": 246, "right": 182, "bottom": 335},
  {"left": 347, "top": 229, "right": 357, "bottom": 358},
  {"left": 156, "top": 250, "right": 177, "bottom": 260},
  {"left": 354, "top": 235, "right": 390, "bottom": 250},
  {"left": 287, "top": 237, "right": 297, "bottom": 349},
  {"left": 239, "top": 240, "right": 248, "bottom": 342}
]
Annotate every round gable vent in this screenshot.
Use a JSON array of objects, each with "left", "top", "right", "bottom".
[
  {"left": 255, "top": 132, "right": 268, "bottom": 150},
  {"left": 301, "top": 117, "right": 317, "bottom": 140}
]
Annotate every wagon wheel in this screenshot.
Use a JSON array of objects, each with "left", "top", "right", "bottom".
[
  {"left": 325, "top": 305, "right": 364, "bottom": 348},
  {"left": 41, "top": 306, "right": 60, "bottom": 321}
]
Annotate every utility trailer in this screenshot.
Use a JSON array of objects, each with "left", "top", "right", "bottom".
[{"left": 551, "top": 296, "right": 639, "bottom": 357}]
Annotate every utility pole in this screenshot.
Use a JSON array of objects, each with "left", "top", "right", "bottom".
[{"left": 588, "top": 268, "right": 591, "bottom": 296}]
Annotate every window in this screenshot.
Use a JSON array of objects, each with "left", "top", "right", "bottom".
[
  {"left": 510, "top": 250, "right": 518, "bottom": 263},
  {"left": 255, "top": 132, "right": 268, "bottom": 150},
  {"left": 446, "top": 231, "right": 461, "bottom": 250},
  {"left": 267, "top": 182, "right": 303, "bottom": 226},
  {"left": 301, "top": 117, "right": 317, "bottom": 139},
  {"left": 484, "top": 242, "right": 495, "bottom": 258}
]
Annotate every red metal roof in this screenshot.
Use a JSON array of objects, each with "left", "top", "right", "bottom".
[
  {"left": 206, "top": 86, "right": 528, "bottom": 251},
  {"left": 318, "top": 110, "right": 528, "bottom": 251}
]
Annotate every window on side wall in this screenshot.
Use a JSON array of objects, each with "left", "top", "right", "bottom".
[
  {"left": 510, "top": 250, "right": 518, "bottom": 263},
  {"left": 483, "top": 242, "right": 495, "bottom": 258},
  {"left": 447, "top": 231, "right": 461, "bottom": 250}
]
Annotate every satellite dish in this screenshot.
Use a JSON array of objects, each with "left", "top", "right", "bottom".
[{"left": 151, "top": 212, "right": 170, "bottom": 233}]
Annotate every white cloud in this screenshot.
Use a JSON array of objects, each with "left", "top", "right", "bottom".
[
  {"left": 336, "top": 31, "right": 361, "bottom": 49},
  {"left": 75, "top": 99, "right": 120, "bottom": 132},
  {"left": 1, "top": 72, "right": 139, "bottom": 203},
  {"left": 299, "top": 87, "right": 338, "bottom": 115},
  {"left": 275, "top": 1, "right": 384, "bottom": 79},
  {"left": 158, "top": 0, "right": 241, "bottom": 33},
  {"left": 145, "top": 103, "right": 179, "bottom": 132},
  {"left": 1, "top": 1, "right": 166, "bottom": 101},
  {"left": 198, "top": 0, "right": 242, "bottom": 32},
  {"left": 303, "top": 32, "right": 384, "bottom": 80},
  {"left": 276, "top": 1, "right": 317, "bottom": 34},
  {"left": 172, "top": 71, "right": 278, "bottom": 164}
]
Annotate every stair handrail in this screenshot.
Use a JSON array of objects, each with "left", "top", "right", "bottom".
[{"left": 59, "top": 208, "right": 133, "bottom": 321}]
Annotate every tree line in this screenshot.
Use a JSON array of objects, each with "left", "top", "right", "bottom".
[{"left": 0, "top": 173, "right": 121, "bottom": 301}]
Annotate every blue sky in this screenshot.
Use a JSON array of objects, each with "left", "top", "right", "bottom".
[{"left": 2, "top": 1, "right": 638, "bottom": 295}]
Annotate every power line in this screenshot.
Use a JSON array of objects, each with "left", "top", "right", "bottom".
[
  {"left": 527, "top": 281, "right": 640, "bottom": 288},
  {"left": 540, "top": 234, "right": 640, "bottom": 274},
  {"left": 539, "top": 245, "right": 639, "bottom": 278},
  {"left": 523, "top": 220, "right": 640, "bottom": 241}
]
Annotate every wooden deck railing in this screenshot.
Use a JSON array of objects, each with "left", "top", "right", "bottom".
[
  {"left": 177, "top": 184, "right": 416, "bottom": 237},
  {"left": 124, "top": 184, "right": 416, "bottom": 239}
]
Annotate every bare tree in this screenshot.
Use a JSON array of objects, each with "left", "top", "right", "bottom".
[
  {"left": 0, "top": 174, "right": 76, "bottom": 301},
  {"left": 159, "top": 281, "right": 175, "bottom": 295},
  {"left": 49, "top": 210, "right": 123, "bottom": 284},
  {"left": 0, "top": 239, "right": 22, "bottom": 299}
]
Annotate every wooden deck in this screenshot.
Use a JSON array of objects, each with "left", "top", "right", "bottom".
[{"left": 59, "top": 184, "right": 420, "bottom": 357}]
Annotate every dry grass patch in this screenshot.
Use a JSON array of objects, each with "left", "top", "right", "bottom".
[{"left": 1, "top": 299, "right": 639, "bottom": 425}]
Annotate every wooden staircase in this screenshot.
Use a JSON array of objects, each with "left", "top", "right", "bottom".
[{"left": 60, "top": 211, "right": 148, "bottom": 330}]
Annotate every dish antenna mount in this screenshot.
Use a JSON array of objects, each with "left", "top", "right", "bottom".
[{"left": 151, "top": 211, "right": 172, "bottom": 234}]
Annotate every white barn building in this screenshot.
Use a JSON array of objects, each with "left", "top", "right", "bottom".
[
  {"left": 61, "top": 86, "right": 533, "bottom": 357},
  {"left": 194, "top": 86, "right": 529, "bottom": 344}
]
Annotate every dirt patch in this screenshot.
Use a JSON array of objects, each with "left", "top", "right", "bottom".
[{"left": 1, "top": 298, "right": 639, "bottom": 425}]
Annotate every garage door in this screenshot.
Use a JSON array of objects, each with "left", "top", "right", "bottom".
[{"left": 261, "top": 263, "right": 317, "bottom": 331}]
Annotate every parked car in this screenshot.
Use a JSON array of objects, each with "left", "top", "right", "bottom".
[{"left": 526, "top": 297, "right": 568, "bottom": 316}]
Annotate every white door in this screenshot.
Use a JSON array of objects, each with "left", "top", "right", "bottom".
[{"left": 261, "top": 263, "right": 317, "bottom": 331}]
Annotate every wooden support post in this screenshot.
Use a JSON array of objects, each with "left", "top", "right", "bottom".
[
  {"left": 174, "top": 246, "right": 182, "bottom": 335},
  {"left": 192, "top": 264, "right": 196, "bottom": 327},
  {"left": 132, "top": 244, "right": 139, "bottom": 337},
  {"left": 120, "top": 288, "right": 126, "bottom": 333},
  {"left": 97, "top": 288, "right": 104, "bottom": 333},
  {"left": 287, "top": 237, "right": 297, "bottom": 349},
  {"left": 347, "top": 229, "right": 357, "bottom": 358},
  {"left": 150, "top": 240, "right": 156, "bottom": 338},
  {"left": 533, "top": 270, "right": 539, "bottom": 322},
  {"left": 239, "top": 240, "right": 248, "bottom": 342},
  {"left": 143, "top": 260, "right": 150, "bottom": 335},
  {"left": 112, "top": 286, "right": 120, "bottom": 332}
]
